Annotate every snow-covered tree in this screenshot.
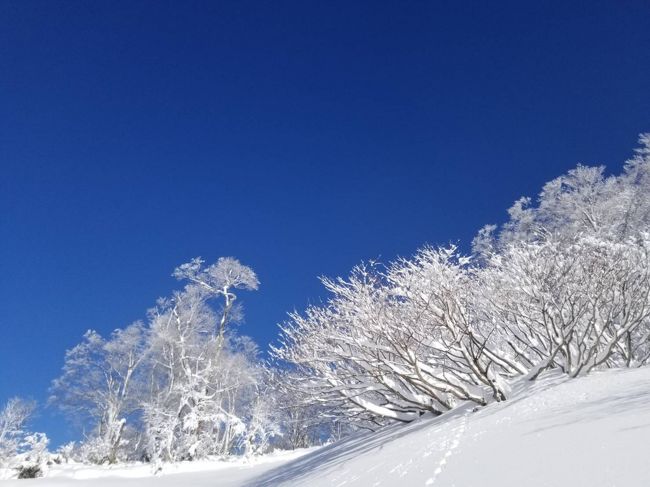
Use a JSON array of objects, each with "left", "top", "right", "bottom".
[
  {"left": 141, "top": 257, "right": 261, "bottom": 465},
  {"left": 270, "top": 370, "right": 346, "bottom": 450},
  {"left": 274, "top": 247, "right": 526, "bottom": 425},
  {"left": 472, "top": 133, "right": 650, "bottom": 369},
  {"left": 54, "top": 441, "right": 76, "bottom": 464},
  {"left": 0, "top": 397, "right": 35, "bottom": 464},
  {"left": 473, "top": 133, "right": 650, "bottom": 254},
  {"left": 50, "top": 321, "right": 147, "bottom": 463},
  {"left": 173, "top": 257, "right": 259, "bottom": 345},
  {"left": 276, "top": 135, "right": 650, "bottom": 427},
  {"left": 481, "top": 234, "right": 650, "bottom": 377},
  {"left": 37, "top": 134, "right": 649, "bottom": 454},
  {"left": 239, "top": 373, "right": 282, "bottom": 457},
  {"left": 0, "top": 398, "right": 52, "bottom": 479}
]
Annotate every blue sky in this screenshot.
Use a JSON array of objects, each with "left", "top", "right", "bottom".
[{"left": 1, "top": 1, "right": 649, "bottom": 446}]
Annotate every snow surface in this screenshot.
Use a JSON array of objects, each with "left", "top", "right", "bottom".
[
  {"left": 6, "top": 367, "right": 650, "bottom": 486},
  {"left": 0, "top": 450, "right": 314, "bottom": 486}
]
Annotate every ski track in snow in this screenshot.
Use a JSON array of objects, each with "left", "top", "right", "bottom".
[{"left": 425, "top": 411, "right": 468, "bottom": 486}]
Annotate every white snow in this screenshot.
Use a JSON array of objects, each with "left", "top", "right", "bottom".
[
  {"left": 256, "top": 367, "right": 650, "bottom": 486},
  {"left": 5, "top": 367, "right": 650, "bottom": 486},
  {"left": 0, "top": 449, "right": 314, "bottom": 486}
]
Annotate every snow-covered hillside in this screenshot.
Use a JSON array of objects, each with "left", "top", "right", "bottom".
[
  {"left": 6, "top": 367, "right": 650, "bottom": 486},
  {"left": 255, "top": 367, "right": 650, "bottom": 486}
]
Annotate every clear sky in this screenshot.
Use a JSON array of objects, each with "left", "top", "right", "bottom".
[{"left": 1, "top": 0, "right": 649, "bottom": 446}]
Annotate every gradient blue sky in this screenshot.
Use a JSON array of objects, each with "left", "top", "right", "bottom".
[{"left": 1, "top": 1, "right": 649, "bottom": 446}]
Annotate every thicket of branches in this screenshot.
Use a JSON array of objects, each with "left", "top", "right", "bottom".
[{"left": 273, "top": 134, "right": 650, "bottom": 427}]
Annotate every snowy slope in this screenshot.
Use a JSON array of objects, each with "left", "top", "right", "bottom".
[
  {"left": 5, "top": 367, "right": 650, "bottom": 486},
  {"left": 254, "top": 367, "right": 650, "bottom": 487}
]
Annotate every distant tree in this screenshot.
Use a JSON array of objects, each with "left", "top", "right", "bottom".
[
  {"left": 473, "top": 133, "right": 650, "bottom": 253},
  {"left": 0, "top": 397, "right": 35, "bottom": 463},
  {"left": 50, "top": 321, "right": 146, "bottom": 464},
  {"left": 270, "top": 370, "right": 345, "bottom": 450}
]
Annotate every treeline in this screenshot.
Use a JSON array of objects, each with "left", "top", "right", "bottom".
[
  {"left": 273, "top": 134, "right": 650, "bottom": 426},
  {"left": 1, "top": 134, "right": 649, "bottom": 477},
  {"left": 44, "top": 258, "right": 335, "bottom": 468},
  {"left": 2, "top": 258, "right": 335, "bottom": 478}
]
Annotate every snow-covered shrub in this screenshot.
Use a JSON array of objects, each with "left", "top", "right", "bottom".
[
  {"left": 273, "top": 247, "right": 524, "bottom": 425},
  {"left": 483, "top": 233, "right": 650, "bottom": 378},
  {"left": 14, "top": 432, "right": 50, "bottom": 479},
  {"left": 275, "top": 135, "right": 650, "bottom": 426},
  {"left": 16, "top": 464, "right": 42, "bottom": 479}
]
